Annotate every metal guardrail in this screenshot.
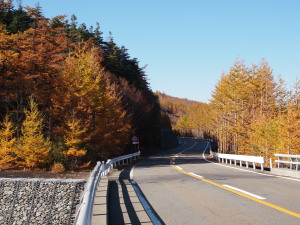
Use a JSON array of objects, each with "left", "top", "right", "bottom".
[
  {"left": 75, "top": 151, "right": 140, "bottom": 225},
  {"left": 210, "top": 150, "right": 265, "bottom": 171},
  {"left": 274, "top": 154, "right": 300, "bottom": 170}
]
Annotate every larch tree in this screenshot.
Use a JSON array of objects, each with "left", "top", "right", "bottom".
[
  {"left": 63, "top": 114, "right": 87, "bottom": 168},
  {"left": 89, "top": 79, "right": 131, "bottom": 158},
  {"left": 52, "top": 44, "right": 131, "bottom": 160},
  {"left": 0, "top": 114, "right": 17, "bottom": 169},
  {"left": 16, "top": 97, "right": 51, "bottom": 169},
  {"left": 210, "top": 59, "right": 280, "bottom": 158}
]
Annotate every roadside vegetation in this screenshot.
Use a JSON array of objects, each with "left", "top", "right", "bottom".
[
  {"left": 0, "top": 1, "right": 166, "bottom": 171},
  {"left": 169, "top": 59, "right": 300, "bottom": 162},
  {"left": 2, "top": 1, "right": 297, "bottom": 172}
]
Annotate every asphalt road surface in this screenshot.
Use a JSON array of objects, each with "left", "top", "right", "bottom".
[{"left": 131, "top": 139, "right": 300, "bottom": 225}]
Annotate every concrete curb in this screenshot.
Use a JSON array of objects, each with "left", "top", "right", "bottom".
[
  {"left": 92, "top": 176, "right": 108, "bottom": 225},
  {"left": 270, "top": 168, "right": 300, "bottom": 179}
]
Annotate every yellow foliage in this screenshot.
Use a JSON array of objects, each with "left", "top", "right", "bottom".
[
  {"left": 63, "top": 115, "right": 87, "bottom": 167},
  {"left": 76, "top": 161, "right": 91, "bottom": 169},
  {"left": 0, "top": 115, "right": 17, "bottom": 170},
  {"left": 51, "top": 162, "right": 65, "bottom": 173},
  {"left": 64, "top": 147, "right": 86, "bottom": 157},
  {"left": 53, "top": 45, "right": 131, "bottom": 160},
  {"left": 16, "top": 98, "right": 51, "bottom": 169}
]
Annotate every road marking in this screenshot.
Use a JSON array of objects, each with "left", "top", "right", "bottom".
[
  {"left": 175, "top": 166, "right": 183, "bottom": 170},
  {"left": 130, "top": 180, "right": 164, "bottom": 225},
  {"left": 169, "top": 142, "right": 198, "bottom": 166},
  {"left": 171, "top": 163, "right": 300, "bottom": 218},
  {"left": 188, "top": 172, "right": 203, "bottom": 178},
  {"left": 274, "top": 175, "right": 300, "bottom": 182},
  {"left": 171, "top": 141, "right": 300, "bottom": 219},
  {"left": 211, "top": 163, "right": 274, "bottom": 176},
  {"left": 130, "top": 165, "right": 135, "bottom": 179},
  {"left": 222, "top": 185, "right": 266, "bottom": 200},
  {"left": 202, "top": 143, "right": 300, "bottom": 182}
]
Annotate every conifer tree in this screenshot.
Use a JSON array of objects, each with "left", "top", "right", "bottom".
[
  {"left": 63, "top": 114, "right": 87, "bottom": 168},
  {"left": 0, "top": 115, "right": 16, "bottom": 169},
  {"left": 16, "top": 97, "right": 51, "bottom": 169},
  {"left": 52, "top": 45, "right": 131, "bottom": 159}
]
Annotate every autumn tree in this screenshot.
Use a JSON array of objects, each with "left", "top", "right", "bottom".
[
  {"left": 63, "top": 114, "right": 87, "bottom": 168},
  {"left": 0, "top": 8, "right": 69, "bottom": 138},
  {"left": 210, "top": 59, "right": 280, "bottom": 157},
  {"left": 16, "top": 97, "right": 51, "bottom": 169},
  {"left": 52, "top": 45, "right": 131, "bottom": 160},
  {"left": 0, "top": 1, "right": 170, "bottom": 165},
  {"left": 0, "top": 114, "right": 16, "bottom": 169}
]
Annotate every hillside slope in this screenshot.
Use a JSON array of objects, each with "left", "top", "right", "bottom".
[{"left": 156, "top": 92, "right": 198, "bottom": 126}]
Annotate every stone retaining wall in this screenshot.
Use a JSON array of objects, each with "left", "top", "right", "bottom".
[{"left": 0, "top": 178, "right": 86, "bottom": 225}]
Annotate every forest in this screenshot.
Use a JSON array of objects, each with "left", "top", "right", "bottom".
[
  {"left": 0, "top": 1, "right": 168, "bottom": 171},
  {"left": 174, "top": 59, "right": 300, "bottom": 163},
  {"left": 1, "top": 0, "right": 298, "bottom": 171}
]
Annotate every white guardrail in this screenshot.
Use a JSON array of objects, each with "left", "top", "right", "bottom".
[
  {"left": 210, "top": 150, "right": 265, "bottom": 171},
  {"left": 75, "top": 152, "right": 140, "bottom": 225},
  {"left": 274, "top": 154, "right": 300, "bottom": 170}
]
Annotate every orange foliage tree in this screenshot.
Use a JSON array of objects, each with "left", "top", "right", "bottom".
[
  {"left": 52, "top": 45, "right": 131, "bottom": 163},
  {"left": 0, "top": 115, "right": 17, "bottom": 170}
]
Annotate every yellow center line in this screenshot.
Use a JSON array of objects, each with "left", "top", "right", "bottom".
[{"left": 170, "top": 163, "right": 300, "bottom": 218}]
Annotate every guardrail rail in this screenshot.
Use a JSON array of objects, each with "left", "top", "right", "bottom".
[
  {"left": 210, "top": 150, "right": 265, "bottom": 171},
  {"left": 75, "top": 151, "right": 140, "bottom": 225},
  {"left": 274, "top": 154, "right": 300, "bottom": 170}
]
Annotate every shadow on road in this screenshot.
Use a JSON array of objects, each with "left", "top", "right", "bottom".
[{"left": 107, "top": 164, "right": 165, "bottom": 225}]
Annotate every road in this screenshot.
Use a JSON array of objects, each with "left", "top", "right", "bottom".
[{"left": 131, "top": 139, "right": 300, "bottom": 225}]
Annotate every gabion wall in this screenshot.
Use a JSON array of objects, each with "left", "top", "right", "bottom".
[{"left": 0, "top": 178, "right": 86, "bottom": 225}]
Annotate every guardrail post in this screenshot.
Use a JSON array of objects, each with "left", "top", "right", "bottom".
[
  {"left": 240, "top": 161, "right": 242, "bottom": 167},
  {"left": 252, "top": 162, "right": 256, "bottom": 170},
  {"left": 278, "top": 156, "right": 281, "bottom": 168},
  {"left": 270, "top": 158, "right": 272, "bottom": 170},
  {"left": 246, "top": 162, "right": 249, "bottom": 168}
]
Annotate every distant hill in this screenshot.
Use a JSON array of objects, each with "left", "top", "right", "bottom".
[{"left": 156, "top": 92, "right": 199, "bottom": 126}]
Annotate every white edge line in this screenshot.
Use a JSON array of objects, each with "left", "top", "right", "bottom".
[
  {"left": 131, "top": 180, "right": 163, "bottom": 225},
  {"left": 130, "top": 165, "right": 135, "bottom": 179},
  {"left": 202, "top": 142, "right": 300, "bottom": 182},
  {"left": 223, "top": 184, "right": 266, "bottom": 200},
  {"left": 274, "top": 176, "right": 300, "bottom": 182},
  {"left": 188, "top": 172, "right": 203, "bottom": 178}
]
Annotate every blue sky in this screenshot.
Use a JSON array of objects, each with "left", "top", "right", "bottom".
[{"left": 21, "top": 0, "right": 300, "bottom": 103}]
